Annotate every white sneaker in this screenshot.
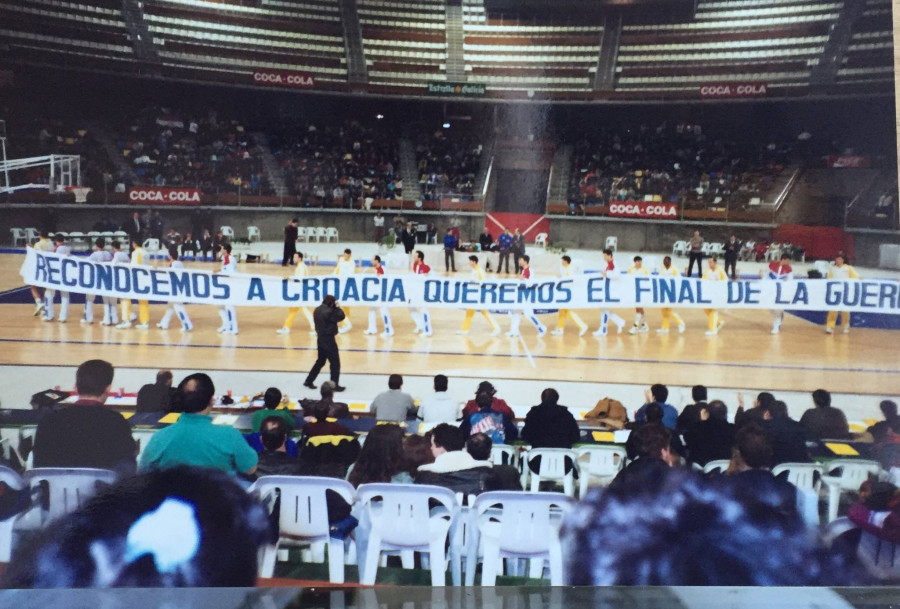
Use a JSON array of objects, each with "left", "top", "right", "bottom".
[
  {"left": 456, "top": 329, "right": 469, "bottom": 335},
  {"left": 338, "top": 326, "right": 351, "bottom": 334},
  {"left": 80, "top": 319, "right": 90, "bottom": 325},
  {"left": 491, "top": 327, "right": 501, "bottom": 337},
  {"left": 843, "top": 327, "right": 850, "bottom": 334},
  {"left": 217, "top": 326, "right": 227, "bottom": 333},
  {"left": 363, "top": 328, "right": 377, "bottom": 335},
  {"left": 381, "top": 331, "right": 394, "bottom": 337},
  {"left": 116, "top": 321, "right": 132, "bottom": 329},
  {"left": 771, "top": 327, "right": 780, "bottom": 334},
  {"left": 616, "top": 322, "right": 625, "bottom": 334},
  {"left": 423, "top": 331, "right": 433, "bottom": 337},
  {"left": 157, "top": 322, "right": 167, "bottom": 329},
  {"left": 309, "top": 330, "right": 317, "bottom": 336},
  {"left": 705, "top": 329, "right": 718, "bottom": 336},
  {"left": 135, "top": 323, "right": 149, "bottom": 330},
  {"left": 33, "top": 302, "right": 44, "bottom": 316},
  {"left": 181, "top": 326, "right": 193, "bottom": 332},
  {"left": 41, "top": 315, "right": 53, "bottom": 322},
  {"left": 57, "top": 318, "right": 66, "bottom": 324},
  {"left": 276, "top": 327, "right": 290, "bottom": 335},
  {"left": 592, "top": 328, "right": 606, "bottom": 337},
  {"left": 550, "top": 328, "right": 564, "bottom": 336},
  {"left": 639, "top": 324, "right": 650, "bottom": 333},
  {"left": 657, "top": 328, "right": 669, "bottom": 334},
  {"left": 678, "top": 324, "right": 686, "bottom": 334},
  {"left": 825, "top": 327, "right": 834, "bottom": 334},
  {"left": 226, "top": 329, "right": 239, "bottom": 335},
  {"left": 628, "top": 325, "right": 639, "bottom": 335},
  {"left": 579, "top": 326, "right": 589, "bottom": 337},
  {"left": 130, "top": 313, "right": 138, "bottom": 322}
]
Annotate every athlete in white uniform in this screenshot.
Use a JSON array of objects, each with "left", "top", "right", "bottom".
[
  {"left": 31, "top": 232, "right": 54, "bottom": 316},
  {"left": 43, "top": 235, "right": 71, "bottom": 322},
  {"left": 277, "top": 252, "right": 315, "bottom": 335},
  {"left": 157, "top": 247, "right": 193, "bottom": 332},
  {"left": 764, "top": 253, "right": 793, "bottom": 335},
  {"left": 335, "top": 249, "right": 355, "bottom": 334},
  {"left": 626, "top": 256, "right": 651, "bottom": 334},
  {"left": 411, "top": 250, "right": 433, "bottom": 337},
  {"left": 457, "top": 255, "right": 500, "bottom": 336},
  {"left": 107, "top": 241, "right": 131, "bottom": 326},
  {"left": 217, "top": 243, "right": 239, "bottom": 334},
  {"left": 364, "top": 255, "right": 394, "bottom": 337},
  {"left": 552, "top": 255, "right": 588, "bottom": 336},
  {"left": 657, "top": 256, "right": 686, "bottom": 334},
  {"left": 592, "top": 249, "right": 626, "bottom": 337},
  {"left": 703, "top": 257, "right": 728, "bottom": 336},
  {"left": 507, "top": 254, "right": 547, "bottom": 337},
  {"left": 83, "top": 238, "right": 113, "bottom": 325}
]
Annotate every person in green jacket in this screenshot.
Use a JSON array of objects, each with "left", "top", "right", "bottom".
[{"left": 250, "top": 387, "right": 296, "bottom": 433}]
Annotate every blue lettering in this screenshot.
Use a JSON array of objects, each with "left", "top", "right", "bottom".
[
  {"left": 282, "top": 278, "right": 299, "bottom": 302},
  {"left": 361, "top": 277, "right": 379, "bottom": 302},
  {"left": 605, "top": 278, "right": 620, "bottom": 303},
  {"left": 556, "top": 280, "right": 572, "bottom": 304},
  {"left": 586, "top": 278, "right": 605, "bottom": 303},
  {"left": 792, "top": 282, "right": 808, "bottom": 305},
  {"left": 114, "top": 266, "right": 131, "bottom": 293},
  {"left": 842, "top": 283, "right": 860, "bottom": 307},
  {"left": 424, "top": 280, "right": 442, "bottom": 303},
  {"left": 879, "top": 282, "right": 899, "bottom": 310},
  {"left": 211, "top": 275, "right": 229, "bottom": 300},
  {"left": 78, "top": 261, "right": 95, "bottom": 288},
  {"left": 192, "top": 274, "right": 210, "bottom": 298},
  {"left": 635, "top": 277, "right": 651, "bottom": 303},
  {"left": 341, "top": 278, "right": 360, "bottom": 303},
  {"left": 518, "top": 284, "right": 537, "bottom": 304},
  {"left": 322, "top": 277, "right": 340, "bottom": 298},
  {"left": 247, "top": 277, "right": 266, "bottom": 301},
  {"left": 151, "top": 270, "right": 170, "bottom": 295},
  {"left": 132, "top": 268, "right": 151, "bottom": 295},
  {"left": 745, "top": 282, "right": 761, "bottom": 304},
  {"left": 302, "top": 278, "right": 320, "bottom": 304},
  {"left": 678, "top": 281, "right": 695, "bottom": 303},
  {"left": 462, "top": 282, "right": 479, "bottom": 304},
  {"left": 480, "top": 283, "right": 499, "bottom": 304},
  {"left": 775, "top": 283, "right": 790, "bottom": 305},
  {"left": 170, "top": 271, "right": 190, "bottom": 298},
  {"left": 825, "top": 282, "right": 841, "bottom": 306},
  {"left": 538, "top": 283, "right": 555, "bottom": 304},
  {"left": 61, "top": 259, "right": 78, "bottom": 288},
  {"left": 727, "top": 282, "right": 743, "bottom": 304},
  {"left": 696, "top": 280, "right": 712, "bottom": 304},
  {"left": 388, "top": 278, "right": 405, "bottom": 303},
  {"left": 860, "top": 282, "right": 879, "bottom": 308},
  {"left": 499, "top": 283, "right": 517, "bottom": 304},
  {"left": 95, "top": 265, "right": 112, "bottom": 291},
  {"left": 658, "top": 278, "right": 676, "bottom": 304},
  {"left": 34, "top": 253, "right": 48, "bottom": 282},
  {"left": 46, "top": 258, "right": 61, "bottom": 285}
]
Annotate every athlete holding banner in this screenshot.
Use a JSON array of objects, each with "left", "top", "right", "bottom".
[
  {"left": 216, "top": 243, "right": 239, "bottom": 335},
  {"left": 626, "top": 256, "right": 650, "bottom": 335},
  {"left": 552, "top": 256, "right": 588, "bottom": 336},
  {"left": 506, "top": 254, "right": 547, "bottom": 338},
  {"left": 411, "top": 250, "right": 433, "bottom": 337},
  {"left": 703, "top": 257, "right": 728, "bottom": 336},
  {"left": 82, "top": 238, "right": 113, "bottom": 325},
  {"left": 458, "top": 255, "right": 501, "bottom": 336},
  {"left": 592, "top": 249, "right": 626, "bottom": 337},
  {"left": 657, "top": 256, "right": 686, "bottom": 334},
  {"left": 42, "top": 235, "right": 71, "bottom": 323},
  {"left": 364, "top": 255, "right": 394, "bottom": 337},
  {"left": 277, "top": 252, "right": 315, "bottom": 335},
  {"left": 157, "top": 247, "right": 193, "bottom": 332},
  {"left": 765, "top": 253, "right": 793, "bottom": 335},
  {"left": 335, "top": 249, "right": 355, "bottom": 334},
  {"left": 825, "top": 254, "right": 860, "bottom": 334},
  {"left": 116, "top": 238, "right": 150, "bottom": 330}
]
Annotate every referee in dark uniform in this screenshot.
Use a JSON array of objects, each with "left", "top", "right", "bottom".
[
  {"left": 282, "top": 218, "right": 299, "bottom": 266},
  {"left": 303, "top": 295, "right": 346, "bottom": 391}
]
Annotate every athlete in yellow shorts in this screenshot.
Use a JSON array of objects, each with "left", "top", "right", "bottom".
[
  {"left": 657, "top": 256, "right": 685, "bottom": 334},
  {"left": 551, "top": 255, "right": 588, "bottom": 336},
  {"left": 457, "top": 255, "right": 500, "bottom": 336},
  {"left": 702, "top": 257, "right": 728, "bottom": 336},
  {"left": 825, "top": 254, "right": 860, "bottom": 334},
  {"left": 277, "top": 252, "right": 315, "bottom": 335}
]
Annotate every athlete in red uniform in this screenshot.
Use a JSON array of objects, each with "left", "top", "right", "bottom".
[
  {"left": 411, "top": 250, "right": 433, "bottom": 337},
  {"left": 364, "top": 255, "right": 394, "bottom": 336},
  {"left": 592, "top": 249, "right": 626, "bottom": 336}
]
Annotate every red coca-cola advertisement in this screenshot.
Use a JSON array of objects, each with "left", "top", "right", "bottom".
[
  {"left": 826, "top": 156, "right": 871, "bottom": 168},
  {"left": 698, "top": 82, "right": 767, "bottom": 99},
  {"left": 608, "top": 201, "right": 678, "bottom": 219},
  {"left": 128, "top": 187, "right": 203, "bottom": 205},
  {"left": 251, "top": 70, "right": 316, "bottom": 89}
]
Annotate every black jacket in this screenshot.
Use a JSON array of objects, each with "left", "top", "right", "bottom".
[
  {"left": 521, "top": 403, "right": 580, "bottom": 448},
  {"left": 256, "top": 451, "right": 304, "bottom": 477},
  {"left": 136, "top": 382, "right": 174, "bottom": 413},
  {"left": 313, "top": 303, "right": 346, "bottom": 336},
  {"left": 415, "top": 466, "right": 520, "bottom": 496},
  {"left": 683, "top": 418, "right": 736, "bottom": 466},
  {"left": 765, "top": 417, "right": 812, "bottom": 464}
]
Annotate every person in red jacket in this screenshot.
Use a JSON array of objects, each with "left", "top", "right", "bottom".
[{"left": 461, "top": 381, "right": 515, "bottom": 419}]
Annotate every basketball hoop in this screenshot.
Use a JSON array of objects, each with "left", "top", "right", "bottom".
[{"left": 67, "top": 186, "right": 92, "bottom": 203}]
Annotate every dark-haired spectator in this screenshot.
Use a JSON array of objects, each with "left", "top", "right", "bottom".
[
  {"left": 735, "top": 391, "right": 775, "bottom": 429},
  {"left": 610, "top": 423, "right": 680, "bottom": 493},
  {"left": 625, "top": 403, "right": 685, "bottom": 462},
  {"left": 466, "top": 433, "right": 522, "bottom": 491},
  {"left": 417, "top": 374, "right": 460, "bottom": 424},
  {"left": 460, "top": 391, "right": 519, "bottom": 445},
  {"left": 562, "top": 466, "right": 858, "bottom": 585},
  {"left": 800, "top": 389, "right": 850, "bottom": 440},
  {"left": 848, "top": 480, "right": 900, "bottom": 544},
  {"left": 521, "top": 388, "right": 578, "bottom": 449},
  {"left": 683, "top": 400, "right": 736, "bottom": 467},
  {"left": 370, "top": 374, "right": 416, "bottom": 421},
  {"left": 676, "top": 385, "right": 707, "bottom": 433},
  {"left": 634, "top": 384, "right": 678, "bottom": 430},
  {"left": 250, "top": 387, "right": 296, "bottom": 433},
  {"left": 723, "top": 424, "right": 799, "bottom": 521},
  {"left": 139, "top": 373, "right": 258, "bottom": 476},
  {"left": 443, "top": 228, "right": 458, "bottom": 272},
  {"left": 257, "top": 417, "right": 303, "bottom": 477},
  {"left": 414, "top": 424, "right": 495, "bottom": 495},
  {"left": 301, "top": 381, "right": 350, "bottom": 420},
  {"left": 2, "top": 466, "right": 270, "bottom": 588},
  {"left": 302, "top": 399, "right": 352, "bottom": 439},
  {"left": 347, "top": 424, "right": 410, "bottom": 486},
  {"left": 33, "top": 359, "right": 136, "bottom": 475},
  {"left": 867, "top": 400, "right": 900, "bottom": 436},
  {"left": 869, "top": 423, "right": 900, "bottom": 470},
  {"left": 762, "top": 400, "right": 811, "bottom": 464},
  {"left": 402, "top": 433, "right": 435, "bottom": 477},
  {"left": 136, "top": 370, "right": 175, "bottom": 413},
  {"left": 461, "top": 381, "right": 515, "bottom": 419}
]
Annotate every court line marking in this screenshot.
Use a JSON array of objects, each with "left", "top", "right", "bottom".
[{"left": 0, "top": 336, "right": 897, "bottom": 375}]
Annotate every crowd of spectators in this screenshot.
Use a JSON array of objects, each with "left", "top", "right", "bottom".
[
  {"left": 567, "top": 122, "right": 794, "bottom": 212},
  {"left": 415, "top": 129, "right": 482, "bottom": 201},
  {"left": 3, "top": 360, "right": 898, "bottom": 588}
]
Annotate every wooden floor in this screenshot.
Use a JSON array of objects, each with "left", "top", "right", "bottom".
[{"left": 3, "top": 255, "right": 898, "bottom": 395}]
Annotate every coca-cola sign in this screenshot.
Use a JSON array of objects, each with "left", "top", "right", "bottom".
[
  {"left": 252, "top": 70, "right": 316, "bottom": 88},
  {"left": 128, "top": 187, "right": 202, "bottom": 205},
  {"left": 699, "top": 82, "right": 767, "bottom": 99},
  {"left": 608, "top": 201, "right": 678, "bottom": 219}
]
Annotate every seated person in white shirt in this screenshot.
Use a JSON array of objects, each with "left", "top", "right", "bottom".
[{"left": 417, "top": 374, "right": 461, "bottom": 424}]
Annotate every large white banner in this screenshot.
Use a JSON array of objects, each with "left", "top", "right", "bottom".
[{"left": 19, "top": 249, "right": 900, "bottom": 313}]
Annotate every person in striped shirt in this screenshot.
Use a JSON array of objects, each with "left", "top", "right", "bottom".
[
  {"left": 507, "top": 254, "right": 547, "bottom": 338},
  {"left": 277, "top": 252, "right": 315, "bottom": 335},
  {"left": 411, "top": 250, "right": 433, "bottom": 337},
  {"left": 335, "top": 249, "right": 355, "bottom": 334},
  {"left": 43, "top": 234, "right": 71, "bottom": 323},
  {"left": 592, "top": 249, "right": 626, "bottom": 337},
  {"left": 627, "top": 256, "right": 650, "bottom": 335},
  {"left": 216, "top": 243, "right": 239, "bottom": 335},
  {"left": 825, "top": 254, "right": 860, "bottom": 334},
  {"left": 552, "top": 255, "right": 588, "bottom": 336},
  {"left": 702, "top": 257, "right": 728, "bottom": 336},
  {"left": 82, "top": 238, "right": 113, "bottom": 325},
  {"left": 157, "top": 247, "right": 193, "bottom": 332},
  {"left": 116, "top": 238, "right": 150, "bottom": 329},
  {"left": 458, "top": 255, "right": 500, "bottom": 336},
  {"left": 364, "top": 254, "right": 393, "bottom": 337},
  {"left": 765, "top": 253, "right": 793, "bottom": 335},
  {"left": 657, "top": 256, "right": 685, "bottom": 334}
]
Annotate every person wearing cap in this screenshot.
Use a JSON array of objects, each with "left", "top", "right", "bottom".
[{"left": 282, "top": 218, "right": 299, "bottom": 266}]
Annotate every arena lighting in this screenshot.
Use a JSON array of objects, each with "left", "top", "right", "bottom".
[
  {"left": 376, "top": 114, "right": 384, "bottom": 120},
  {"left": 443, "top": 122, "right": 451, "bottom": 129}
]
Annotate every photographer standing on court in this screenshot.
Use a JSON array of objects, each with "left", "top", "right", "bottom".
[{"left": 303, "top": 295, "right": 346, "bottom": 392}]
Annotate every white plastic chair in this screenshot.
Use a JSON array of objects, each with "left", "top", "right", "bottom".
[
  {"left": 534, "top": 233, "right": 548, "bottom": 248},
  {"left": 473, "top": 491, "right": 574, "bottom": 585},
  {"left": 249, "top": 476, "right": 356, "bottom": 583},
  {"left": 859, "top": 530, "right": 900, "bottom": 580},
  {"left": 356, "top": 483, "right": 458, "bottom": 585},
  {"left": 701, "top": 241, "right": 712, "bottom": 255},
  {"left": 821, "top": 459, "right": 883, "bottom": 523},
  {"left": 604, "top": 236, "right": 617, "bottom": 252},
  {"left": 576, "top": 446, "right": 623, "bottom": 498},
  {"left": 220, "top": 226, "right": 235, "bottom": 240},
  {"left": 316, "top": 227, "right": 327, "bottom": 242},
  {"left": 702, "top": 459, "right": 732, "bottom": 475},
  {"left": 490, "top": 445, "right": 518, "bottom": 468},
  {"left": 25, "top": 228, "right": 40, "bottom": 244},
  {"left": 522, "top": 448, "right": 577, "bottom": 497},
  {"left": 766, "top": 246, "right": 783, "bottom": 262},
  {"left": 672, "top": 240, "right": 688, "bottom": 256},
  {"left": 22, "top": 468, "right": 117, "bottom": 525},
  {"left": 306, "top": 227, "right": 319, "bottom": 243},
  {"left": 325, "top": 227, "right": 339, "bottom": 243},
  {"left": 0, "top": 466, "right": 26, "bottom": 561},
  {"left": 772, "top": 462, "right": 824, "bottom": 493},
  {"left": 449, "top": 492, "right": 479, "bottom": 586},
  {"left": 296, "top": 226, "right": 308, "bottom": 243},
  {"left": 813, "top": 260, "right": 831, "bottom": 276},
  {"left": 10, "top": 228, "right": 27, "bottom": 246},
  {"left": 142, "top": 238, "right": 160, "bottom": 258},
  {"left": 247, "top": 226, "right": 261, "bottom": 242},
  {"left": 709, "top": 243, "right": 725, "bottom": 256}
]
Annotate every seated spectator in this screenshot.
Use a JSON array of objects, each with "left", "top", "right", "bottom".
[
  {"left": 461, "top": 381, "right": 515, "bottom": 419},
  {"left": 139, "top": 373, "right": 258, "bottom": 476},
  {"left": 465, "top": 433, "right": 522, "bottom": 491},
  {"left": 724, "top": 423, "right": 799, "bottom": 518},
  {"left": 735, "top": 391, "right": 775, "bottom": 429},
  {"left": 302, "top": 399, "right": 352, "bottom": 439},
  {"left": 611, "top": 423, "right": 679, "bottom": 493},
  {"left": 347, "top": 424, "right": 411, "bottom": 486},
  {"left": 402, "top": 433, "right": 435, "bottom": 477},
  {"left": 848, "top": 480, "right": 900, "bottom": 544},
  {"left": 583, "top": 397, "right": 628, "bottom": 430},
  {"left": 762, "top": 400, "right": 811, "bottom": 464},
  {"left": 683, "top": 400, "right": 736, "bottom": 467},
  {"left": 417, "top": 374, "right": 460, "bottom": 424},
  {"left": 250, "top": 387, "right": 296, "bottom": 433},
  {"left": 301, "top": 382, "right": 350, "bottom": 420},
  {"left": 625, "top": 403, "right": 685, "bottom": 462},
  {"left": 634, "top": 384, "right": 678, "bottom": 430},
  {"left": 867, "top": 400, "right": 900, "bottom": 437},
  {"left": 370, "top": 374, "right": 417, "bottom": 421},
  {"left": 256, "top": 417, "right": 303, "bottom": 477},
  {"left": 2, "top": 466, "right": 270, "bottom": 588},
  {"left": 521, "top": 388, "right": 578, "bottom": 448},
  {"left": 33, "top": 359, "right": 136, "bottom": 475},
  {"left": 676, "top": 385, "right": 707, "bottom": 433},
  {"left": 460, "top": 391, "right": 519, "bottom": 445},
  {"left": 414, "top": 424, "right": 495, "bottom": 495},
  {"left": 869, "top": 422, "right": 900, "bottom": 470},
  {"left": 562, "top": 465, "right": 857, "bottom": 585},
  {"left": 136, "top": 370, "right": 174, "bottom": 413},
  {"left": 800, "top": 389, "right": 850, "bottom": 440}
]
